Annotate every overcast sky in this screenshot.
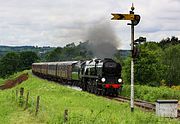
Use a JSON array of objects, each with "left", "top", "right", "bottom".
[{"left": 0, "top": 0, "right": 179, "bottom": 49}]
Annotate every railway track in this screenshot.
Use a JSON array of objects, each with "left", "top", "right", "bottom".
[{"left": 106, "top": 96, "right": 180, "bottom": 118}]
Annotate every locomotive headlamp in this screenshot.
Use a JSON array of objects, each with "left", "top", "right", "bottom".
[
  {"left": 101, "top": 78, "right": 106, "bottom": 82},
  {"left": 118, "top": 78, "right": 122, "bottom": 83}
]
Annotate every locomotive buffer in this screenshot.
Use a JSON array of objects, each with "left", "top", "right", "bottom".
[{"left": 111, "top": 4, "right": 141, "bottom": 112}]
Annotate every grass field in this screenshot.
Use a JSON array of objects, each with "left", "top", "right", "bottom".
[{"left": 0, "top": 71, "right": 179, "bottom": 124}]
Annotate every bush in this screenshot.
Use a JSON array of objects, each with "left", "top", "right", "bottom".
[
  {"left": 121, "top": 85, "right": 180, "bottom": 102},
  {"left": 171, "top": 85, "right": 180, "bottom": 91}
]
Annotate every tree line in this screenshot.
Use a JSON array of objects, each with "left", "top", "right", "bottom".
[
  {"left": 122, "top": 36, "right": 180, "bottom": 86},
  {"left": 0, "top": 51, "right": 39, "bottom": 77},
  {"left": 45, "top": 42, "right": 93, "bottom": 61},
  {"left": 0, "top": 36, "right": 179, "bottom": 87},
  {"left": 0, "top": 42, "right": 93, "bottom": 78}
]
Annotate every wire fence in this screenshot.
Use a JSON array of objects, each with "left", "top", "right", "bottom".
[
  {"left": 10, "top": 87, "right": 110, "bottom": 123},
  {"left": 10, "top": 87, "right": 72, "bottom": 123},
  {"left": 11, "top": 87, "right": 40, "bottom": 116}
]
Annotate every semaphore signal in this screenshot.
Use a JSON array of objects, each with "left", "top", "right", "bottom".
[{"left": 111, "top": 3, "right": 141, "bottom": 112}]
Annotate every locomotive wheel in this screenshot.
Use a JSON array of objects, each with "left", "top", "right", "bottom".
[
  {"left": 90, "top": 86, "right": 92, "bottom": 93},
  {"left": 81, "top": 78, "right": 87, "bottom": 91},
  {"left": 87, "top": 84, "right": 90, "bottom": 92},
  {"left": 89, "top": 85, "right": 92, "bottom": 93},
  {"left": 82, "top": 84, "right": 87, "bottom": 91},
  {"left": 114, "top": 93, "right": 118, "bottom": 97},
  {"left": 101, "top": 90, "right": 105, "bottom": 96},
  {"left": 97, "top": 89, "right": 100, "bottom": 95},
  {"left": 91, "top": 85, "right": 94, "bottom": 93},
  {"left": 89, "top": 86, "right": 92, "bottom": 93},
  {"left": 115, "top": 91, "right": 118, "bottom": 97},
  {"left": 98, "top": 90, "right": 101, "bottom": 95},
  {"left": 94, "top": 87, "right": 97, "bottom": 94}
]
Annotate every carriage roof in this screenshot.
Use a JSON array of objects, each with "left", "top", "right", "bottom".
[{"left": 32, "top": 61, "right": 79, "bottom": 66}]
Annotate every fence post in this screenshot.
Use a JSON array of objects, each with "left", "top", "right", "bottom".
[
  {"left": 12, "top": 90, "right": 15, "bottom": 101},
  {"left": 19, "top": 87, "right": 24, "bottom": 107},
  {"left": 24, "top": 91, "right": 29, "bottom": 110},
  {"left": 35, "top": 96, "right": 40, "bottom": 116},
  {"left": 16, "top": 89, "right": 18, "bottom": 101},
  {"left": 64, "top": 109, "right": 68, "bottom": 123}
]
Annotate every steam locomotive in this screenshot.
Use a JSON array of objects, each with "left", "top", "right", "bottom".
[{"left": 32, "top": 58, "right": 123, "bottom": 96}]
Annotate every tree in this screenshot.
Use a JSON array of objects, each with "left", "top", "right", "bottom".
[
  {"left": 0, "top": 52, "right": 20, "bottom": 77},
  {"left": 46, "top": 47, "right": 63, "bottom": 61},
  {"left": 159, "top": 36, "right": 180, "bottom": 48},
  {"left": 163, "top": 44, "right": 180, "bottom": 86},
  {"left": 45, "top": 42, "right": 93, "bottom": 61},
  {"left": 135, "top": 42, "right": 166, "bottom": 86},
  {"left": 19, "top": 51, "right": 39, "bottom": 70},
  {"left": 123, "top": 42, "right": 166, "bottom": 86}
]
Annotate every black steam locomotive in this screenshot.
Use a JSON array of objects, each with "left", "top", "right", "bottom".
[{"left": 32, "top": 58, "right": 123, "bottom": 96}]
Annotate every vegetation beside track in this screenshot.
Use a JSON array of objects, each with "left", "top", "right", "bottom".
[
  {"left": 0, "top": 71, "right": 179, "bottom": 124},
  {"left": 121, "top": 85, "right": 180, "bottom": 102},
  {"left": 0, "top": 71, "right": 28, "bottom": 85},
  {"left": 0, "top": 79, "right": 4, "bottom": 85}
]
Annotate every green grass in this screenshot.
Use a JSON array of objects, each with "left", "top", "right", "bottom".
[
  {"left": 0, "top": 78, "right": 5, "bottom": 85},
  {"left": 121, "top": 85, "right": 180, "bottom": 102},
  {"left": 0, "top": 71, "right": 179, "bottom": 124}
]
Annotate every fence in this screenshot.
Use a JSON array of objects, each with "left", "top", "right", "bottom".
[
  {"left": 12, "top": 87, "right": 40, "bottom": 116},
  {"left": 11, "top": 87, "right": 70, "bottom": 123}
]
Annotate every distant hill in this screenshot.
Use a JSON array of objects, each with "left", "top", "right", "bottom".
[
  {"left": 118, "top": 50, "right": 131, "bottom": 58},
  {"left": 0, "top": 45, "right": 131, "bottom": 60},
  {"left": 0, "top": 45, "right": 55, "bottom": 57}
]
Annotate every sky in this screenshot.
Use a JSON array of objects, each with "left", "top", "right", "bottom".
[{"left": 0, "top": 0, "right": 179, "bottom": 49}]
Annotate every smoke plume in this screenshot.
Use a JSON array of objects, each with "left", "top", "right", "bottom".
[{"left": 85, "top": 21, "right": 120, "bottom": 59}]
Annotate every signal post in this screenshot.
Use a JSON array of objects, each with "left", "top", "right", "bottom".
[{"left": 111, "top": 4, "right": 140, "bottom": 112}]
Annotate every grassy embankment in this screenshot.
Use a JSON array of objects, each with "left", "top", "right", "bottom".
[
  {"left": 121, "top": 85, "right": 180, "bottom": 102},
  {"left": 0, "top": 71, "right": 27, "bottom": 85},
  {"left": 0, "top": 71, "right": 179, "bottom": 124}
]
